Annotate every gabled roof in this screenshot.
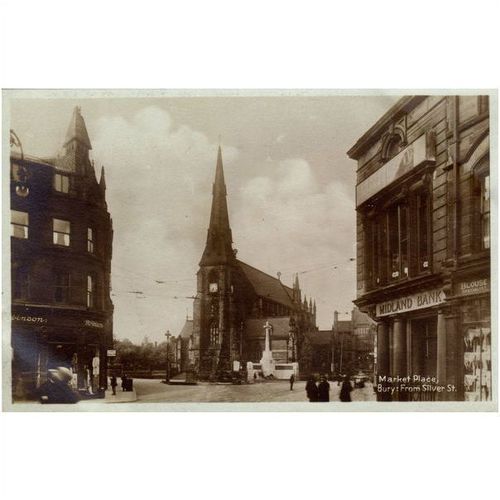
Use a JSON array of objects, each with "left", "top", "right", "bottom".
[
  {"left": 178, "top": 319, "right": 193, "bottom": 339},
  {"left": 237, "top": 260, "right": 294, "bottom": 307}
]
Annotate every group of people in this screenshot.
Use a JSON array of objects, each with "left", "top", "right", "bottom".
[{"left": 305, "top": 374, "right": 353, "bottom": 402}]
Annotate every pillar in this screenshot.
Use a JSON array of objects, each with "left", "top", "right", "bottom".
[
  {"left": 376, "top": 321, "right": 390, "bottom": 401},
  {"left": 436, "top": 309, "right": 446, "bottom": 389},
  {"left": 393, "top": 317, "right": 407, "bottom": 376},
  {"left": 444, "top": 308, "right": 461, "bottom": 400},
  {"left": 393, "top": 317, "right": 408, "bottom": 401}
]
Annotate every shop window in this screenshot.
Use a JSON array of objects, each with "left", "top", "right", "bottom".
[
  {"left": 87, "top": 227, "right": 94, "bottom": 253},
  {"left": 209, "top": 322, "right": 219, "bottom": 346},
  {"left": 13, "top": 267, "right": 30, "bottom": 300},
  {"left": 87, "top": 275, "right": 96, "bottom": 308},
  {"left": 53, "top": 218, "right": 71, "bottom": 246},
  {"left": 11, "top": 210, "right": 29, "bottom": 239},
  {"left": 54, "top": 272, "right": 70, "bottom": 303},
  {"left": 54, "top": 173, "right": 70, "bottom": 193}
]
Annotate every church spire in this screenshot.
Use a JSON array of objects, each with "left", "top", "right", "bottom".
[
  {"left": 64, "top": 106, "right": 92, "bottom": 150},
  {"left": 200, "top": 146, "right": 234, "bottom": 266}
]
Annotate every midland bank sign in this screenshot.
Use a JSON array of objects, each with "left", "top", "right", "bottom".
[{"left": 376, "top": 289, "right": 445, "bottom": 317}]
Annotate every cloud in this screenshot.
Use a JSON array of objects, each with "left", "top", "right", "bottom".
[
  {"left": 90, "top": 106, "right": 240, "bottom": 341},
  {"left": 232, "top": 157, "right": 356, "bottom": 315}
]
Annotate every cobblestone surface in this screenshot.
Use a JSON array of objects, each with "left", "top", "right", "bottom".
[{"left": 133, "top": 378, "right": 376, "bottom": 403}]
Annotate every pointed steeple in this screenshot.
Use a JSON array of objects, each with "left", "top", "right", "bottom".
[
  {"left": 293, "top": 273, "right": 302, "bottom": 303},
  {"left": 99, "top": 166, "right": 106, "bottom": 191},
  {"left": 309, "top": 298, "right": 313, "bottom": 313},
  {"left": 64, "top": 106, "right": 92, "bottom": 150},
  {"left": 200, "top": 146, "right": 234, "bottom": 266}
]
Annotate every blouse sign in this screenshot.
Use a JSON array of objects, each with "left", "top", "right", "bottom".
[{"left": 376, "top": 288, "right": 445, "bottom": 317}]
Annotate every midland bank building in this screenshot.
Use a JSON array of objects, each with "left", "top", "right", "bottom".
[{"left": 348, "top": 95, "right": 491, "bottom": 402}]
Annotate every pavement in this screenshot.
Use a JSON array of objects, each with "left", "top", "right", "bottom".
[
  {"left": 132, "top": 378, "right": 376, "bottom": 403},
  {"left": 79, "top": 388, "right": 137, "bottom": 404}
]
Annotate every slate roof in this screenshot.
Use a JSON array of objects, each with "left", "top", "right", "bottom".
[
  {"left": 237, "top": 260, "right": 294, "bottom": 307},
  {"left": 178, "top": 319, "right": 194, "bottom": 339}
]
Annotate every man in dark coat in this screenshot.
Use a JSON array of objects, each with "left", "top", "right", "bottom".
[
  {"left": 289, "top": 373, "right": 295, "bottom": 391},
  {"left": 317, "top": 376, "right": 330, "bottom": 402},
  {"left": 110, "top": 375, "right": 118, "bottom": 395},
  {"left": 305, "top": 376, "right": 319, "bottom": 402},
  {"left": 39, "top": 368, "right": 79, "bottom": 404},
  {"left": 340, "top": 375, "right": 353, "bottom": 402}
]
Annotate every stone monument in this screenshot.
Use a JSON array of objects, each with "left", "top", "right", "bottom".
[{"left": 260, "top": 320, "right": 276, "bottom": 376}]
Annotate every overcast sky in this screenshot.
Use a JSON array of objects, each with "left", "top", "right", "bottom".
[{"left": 9, "top": 93, "right": 400, "bottom": 342}]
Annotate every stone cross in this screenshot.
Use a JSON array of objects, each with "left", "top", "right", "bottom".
[{"left": 264, "top": 321, "right": 272, "bottom": 352}]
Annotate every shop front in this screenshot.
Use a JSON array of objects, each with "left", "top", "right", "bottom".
[
  {"left": 451, "top": 275, "right": 491, "bottom": 402},
  {"left": 11, "top": 306, "right": 111, "bottom": 400},
  {"left": 374, "top": 287, "right": 450, "bottom": 401}
]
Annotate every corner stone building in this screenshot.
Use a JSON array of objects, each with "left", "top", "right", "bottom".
[
  {"left": 191, "top": 147, "right": 316, "bottom": 380},
  {"left": 348, "top": 96, "right": 491, "bottom": 402},
  {"left": 10, "top": 107, "right": 114, "bottom": 399}
]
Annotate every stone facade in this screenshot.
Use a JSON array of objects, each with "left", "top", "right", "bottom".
[
  {"left": 348, "top": 95, "right": 490, "bottom": 401},
  {"left": 191, "top": 147, "right": 317, "bottom": 380},
  {"left": 10, "top": 107, "right": 114, "bottom": 400}
]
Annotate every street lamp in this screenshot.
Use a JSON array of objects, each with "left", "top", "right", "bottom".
[{"left": 165, "top": 330, "right": 171, "bottom": 383}]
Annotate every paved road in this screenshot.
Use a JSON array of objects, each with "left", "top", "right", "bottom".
[{"left": 133, "top": 378, "right": 376, "bottom": 403}]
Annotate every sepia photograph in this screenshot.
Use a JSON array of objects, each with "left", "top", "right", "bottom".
[{"left": 2, "top": 90, "right": 496, "bottom": 410}]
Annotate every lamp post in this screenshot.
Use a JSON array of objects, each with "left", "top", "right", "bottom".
[{"left": 165, "top": 330, "right": 171, "bottom": 383}]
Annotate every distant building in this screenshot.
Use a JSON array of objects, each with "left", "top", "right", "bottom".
[
  {"left": 348, "top": 95, "right": 490, "bottom": 401},
  {"left": 191, "top": 147, "right": 317, "bottom": 380},
  {"left": 305, "top": 308, "right": 375, "bottom": 377},
  {"left": 10, "top": 107, "right": 114, "bottom": 400}
]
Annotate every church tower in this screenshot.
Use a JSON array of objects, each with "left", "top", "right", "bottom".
[{"left": 192, "top": 146, "right": 239, "bottom": 379}]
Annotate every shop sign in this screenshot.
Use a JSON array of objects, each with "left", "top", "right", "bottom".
[
  {"left": 456, "top": 278, "right": 489, "bottom": 296},
  {"left": 107, "top": 349, "right": 117, "bottom": 357},
  {"left": 376, "top": 288, "right": 445, "bottom": 317},
  {"left": 12, "top": 314, "right": 47, "bottom": 324},
  {"left": 356, "top": 133, "right": 435, "bottom": 207},
  {"left": 84, "top": 319, "right": 104, "bottom": 329}
]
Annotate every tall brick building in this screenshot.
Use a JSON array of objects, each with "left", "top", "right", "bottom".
[
  {"left": 348, "top": 96, "right": 491, "bottom": 401},
  {"left": 10, "top": 107, "right": 114, "bottom": 400},
  {"left": 191, "top": 147, "right": 316, "bottom": 380}
]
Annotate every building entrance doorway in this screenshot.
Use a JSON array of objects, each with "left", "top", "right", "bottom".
[{"left": 410, "top": 317, "right": 437, "bottom": 378}]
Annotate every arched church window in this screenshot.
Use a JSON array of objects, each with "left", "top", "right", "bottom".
[{"left": 209, "top": 322, "right": 219, "bottom": 346}]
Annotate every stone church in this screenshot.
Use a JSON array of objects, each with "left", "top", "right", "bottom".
[{"left": 190, "top": 147, "right": 317, "bottom": 380}]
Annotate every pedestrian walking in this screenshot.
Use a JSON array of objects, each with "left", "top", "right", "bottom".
[
  {"left": 121, "top": 374, "right": 128, "bottom": 392},
  {"left": 110, "top": 375, "right": 117, "bottom": 395},
  {"left": 318, "top": 375, "right": 330, "bottom": 402},
  {"left": 289, "top": 373, "right": 295, "bottom": 391},
  {"left": 305, "top": 375, "right": 318, "bottom": 402},
  {"left": 340, "top": 375, "right": 353, "bottom": 402}
]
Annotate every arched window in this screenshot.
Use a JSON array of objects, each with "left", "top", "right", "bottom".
[
  {"left": 473, "top": 157, "right": 490, "bottom": 251},
  {"left": 209, "top": 322, "right": 219, "bottom": 346}
]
